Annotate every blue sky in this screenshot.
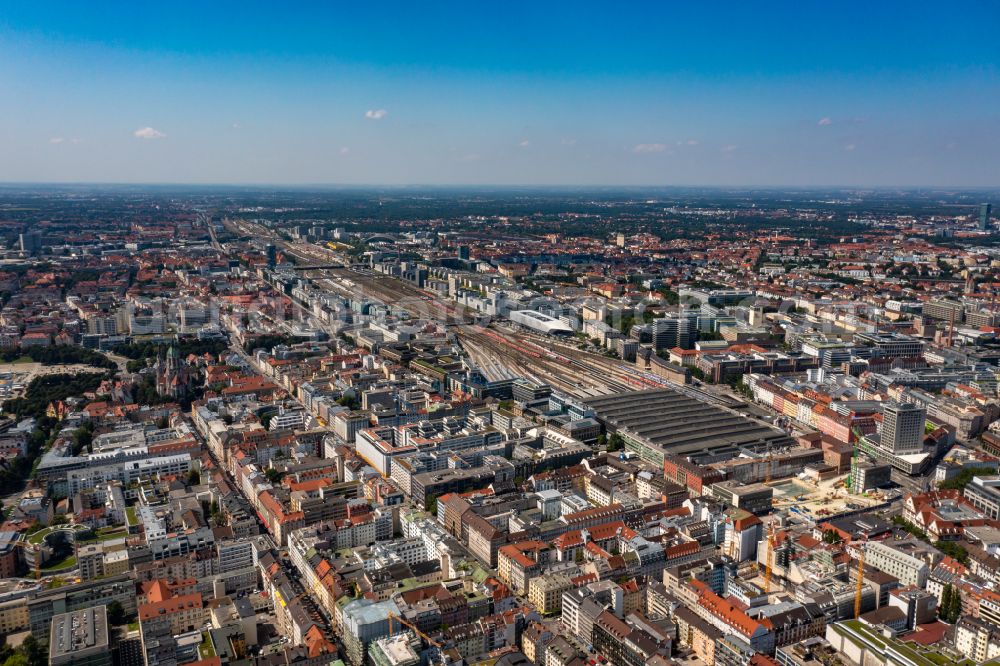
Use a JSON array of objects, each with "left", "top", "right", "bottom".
[{"left": 1, "top": 2, "right": 998, "bottom": 186}]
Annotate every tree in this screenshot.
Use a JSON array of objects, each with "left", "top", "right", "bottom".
[
  {"left": 264, "top": 468, "right": 283, "bottom": 484},
  {"left": 948, "top": 587, "right": 962, "bottom": 622},
  {"left": 939, "top": 466, "right": 998, "bottom": 492},
  {"left": 3, "top": 652, "right": 29, "bottom": 666},
  {"left": 939, "top": 584, "right": 952, "bottom": 622},
  {"left": 939, "top": 584, "right": 963, "bottom": 623},
  {"left": 107, "top": 601, "right": 126, "bottom": 625},
  {"left": 187, "top": 469, "right": 201, "bottom": 486},
  {"left": 607, "top": 433, "right": 624, "bottom": 452},
  {"left": 71, "top": 424, "right": 94, "bottom": 456},
  {"left": 19, "top": 635, "right": 44, "bottom": 666},
  {"left": 657, "top": 288, "right": 679, "bottom": 305},
  {"left": 243, "top": 334, "right": 297, "bottom": 354},
  {"left": 935, "top": 540, "right": 969, "bottom": 565},
  {"left": 891, "top": 515, "right": 930, "bottom": 543},
  {"left": 336, "top": 395, "right": 360, "bottom": 411}
]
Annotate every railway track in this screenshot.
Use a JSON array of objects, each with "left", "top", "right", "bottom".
[
  {"left": 246, "top": 236, "right": 688, "bottom": 397},
  {"left": 456, "top": 326, "right": 640, "bottom": 397}
]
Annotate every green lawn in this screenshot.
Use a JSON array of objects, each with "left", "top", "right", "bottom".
[
  {"left": 26, "top": 528, "right": 50, "bottom": 545},
  {"left": 198, "top": 632, "right": 216, "bottom": 659},
  {"left": 77, "top": 527, "right": 128, "bottom": 543},
  {"left": 78, "top": 528, "right": 127, "bottom": 543},
  {"left": 41, "top": 553, "right": 76, "bottom": 571},
  {"left": 840, "top": 620, "right": 962, "bottom": 666}
]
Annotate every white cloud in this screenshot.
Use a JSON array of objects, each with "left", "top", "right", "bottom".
[
  {"left": 677, "top": 139, "right": 699, "bottom": 146},
  {"left": 232, "top": 122, "right": 242, "bottom": 129},
  {"left": 561, "top": 138, "right": 577, "bottom": 146},
  {"left": 365, "top": 109, "right": 388, "bottom": 120},
  {"left": 721, "top": 144, "right": 738, "bottom": 152},
  {"left": 339, "top": 146, "right": 350, "bottom": 155},
  {"left": 458, "top": 153, "right": 481, "bottom": 162},
  {"left": 49, "top": 137, "right": 64, "bottom": 144},
  {"left": 518, "top": 139, "right": 531, "bottom": 147},
  {"left": 633, "top": 143, "right": 668, "bottom": 153},
  {"left": 817, "top": 117, "right": 832, "bottom": 126},
  {"left": 844, "top": 143, "right": 856, "bottom": 151},
  {"left": 134, "top": 127, "right": 166, "bottom": 139}
]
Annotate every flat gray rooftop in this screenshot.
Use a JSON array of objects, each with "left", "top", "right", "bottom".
[{"left": 585, "top": 388, "right": 794, "bottom": 460}]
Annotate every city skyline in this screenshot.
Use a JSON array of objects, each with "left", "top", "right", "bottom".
[{"left": 1, "top": 2, "right": 999, "bottom": 186}]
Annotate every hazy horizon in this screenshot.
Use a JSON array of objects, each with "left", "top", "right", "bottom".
[{"left": 2, "top": 182, "right": 1000, "bottom": 193}]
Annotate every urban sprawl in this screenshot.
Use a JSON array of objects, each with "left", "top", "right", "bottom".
[{"left": 1, "top": 188, "right": 1000, "bottom": 666}]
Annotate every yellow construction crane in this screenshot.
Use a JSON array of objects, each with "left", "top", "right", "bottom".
[
  {"left": 726, "top": 519, "right": 737, "bottom": 561},
  {"left": 764, "top": 519, "right": 776, "bottom": 594},
  {"left": 854, "top": 540, "right": 866, "bottom": 619},
  {"left": 388, "top": 612, "right": 442, "bottom": 648},
  {"left": 763, "top": 443, "right": 775, "bottom": 485},
  {"left": 13, "top": 541, "right": 40, "bottom": 580}
]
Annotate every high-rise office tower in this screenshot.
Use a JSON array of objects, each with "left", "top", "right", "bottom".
[
  {"left": 881, "top": 402, "right": 925, "bottom": 454},
  {"left": 980, "top": 203, "right": 993, "bottom": 231},
  {"left": 19, "top": 231, "right": 42, "bottom": 255},
  {"left": 652, "top": 310, "right": 698, "bottom": 350}
]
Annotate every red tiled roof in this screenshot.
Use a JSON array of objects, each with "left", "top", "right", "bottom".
[
  {"left": 138, "top": 592, "right": 203, "bottom": 621},
  {"left": 689, "top": 580, "right": 772, "bottom": 637}
]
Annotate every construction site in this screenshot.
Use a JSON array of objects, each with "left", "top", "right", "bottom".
[{"left": 769, "top": 473, "right": 885, "bottom": 522}]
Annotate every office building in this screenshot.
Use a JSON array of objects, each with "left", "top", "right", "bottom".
[
  {"left": 339, "top": 598, "right": 400, "bottom": 666},
  {"left": 28, "top": 574, "right": 137, "bottom": 639},
  {"left": 881, "top": 402, "right": 925, "bottom": 454},
  {"left": 965, "top": 476, "right": 1000, "bottom": 519},
  {"left": 922, "top": 299, "right": 965, "bottom": 324},
  {"left": 853, "top": 332, "right": 925, "bottom": 359},
  {"left": 652, "top": 312, "right": 697, "bottom": 350},
  {"left": 850, "top": 461, "right": 891, "bottom": 494},
  {"left": 981, "top": 202, "right": 993, "bottom": 231},
  {"left": 711, "top": 481, "right": 774, "bottom": 516},
  {"left": 50, "top": 606, "right": 111, "bottom": 666},
  {"left": 19, "top": 231, "right": 42, "bottom": 256},
  {"left": 863, "top": 541, "right": 929, "bottom": 588}
]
